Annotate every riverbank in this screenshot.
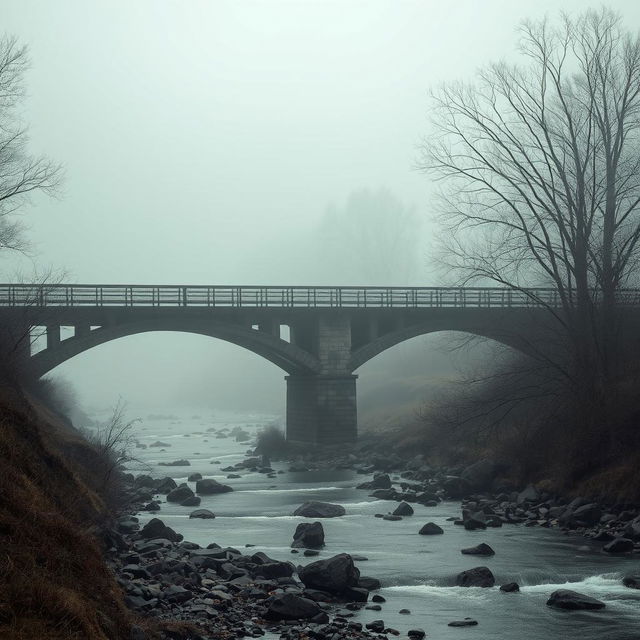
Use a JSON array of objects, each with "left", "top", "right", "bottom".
[{"left": 114, "top": 416, "right": 640, "bottom": 639}]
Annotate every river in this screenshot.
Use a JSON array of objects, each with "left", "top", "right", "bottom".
[{"left": 118, "top": 410, "right": 640, "bottom": 639}]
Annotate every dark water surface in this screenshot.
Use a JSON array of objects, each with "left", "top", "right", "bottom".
[{"left": 123, "top": 412, "right": 640, "bottom": 639}]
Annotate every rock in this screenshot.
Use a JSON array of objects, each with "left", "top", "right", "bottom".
[
  {"left": 180, "top": 495, "right": 201, "bottom": 507},
  {"left": 189, "top": 509, "right": 215, "bottom": 519},
  {"left": 293, "top": 501, "right": 346, "bottom": 518},
  {"left": 264, "top": 593, "right": 321, "bottom": 620},
  {"left": 344, "top": 586, "right": 369, "bottom": 602},
  {"left": 603, "top": 537, "right": 634, "bottom": 553},
  {"left": 448, "top": 619, "right": 478, "bottom": 627},
  {"left": 546, "top": 589, "right": 606, "bottom": 610},
  {"left": 155, "top": 477, "right": 177, "bottom": 494},
  {"left": 392, "top": 502, "right": 414, "bottom": 516},
  {"left": 187, "top": 473, "right": 203, "bottom": 482},
  {"left": 304, "top": 549, "right": 320, "bottom": 556},
  {"left": 463, "top": 512, "right": 487, "bottom": 530},
  {"left": 407, "top": 629, "right": 426, "bottom": 640},
  {"left": 419, "top": 522, "right": 443, "bottom": 535},
  {"left": 383, "top": 514, "right": 402, "bottom": 521},
  {"left": 358, "top": 576, "right": 381, "bottom": 590},
  {"left": 358, "top": 473, "right": 392, "bottom": 490},
  {"left": 158, "top": 459, "right": 191, "bottom": 466},
  {"left": 292, "top": 521, "right": 325, "bottom": 549},
  {"left": 455, "top": 566, "right": 495, "bottom": 587},
  {"left": 517, "top": 484, "right": 538, "bottom": 504},
  {"left": 166, "top": 484, "right": 195, "bottom": 503},
  {"left": 623, "top": 575, "right": 640, "bottom": 589},
  {"left": 365, "top": 620, "right": 385, "bottom": 632},
  {"left": 399, "top": 608, "right": 411, "bottom": 614},
  {"left": 298, "top": 553, "right": 360, "bottom": 594},
  {"left": 142, "top": 502, "right": 160, "bottom": 511},
  {"left": 139, "top": 518, "right": 182, "bottom": 542},
  {"left": 572, "top": 503, "right": 602, "bottom": 526},
  {"left": 196, "top": 478, "right": 233, "bottom": 494},
  {"left": 460, "top": 459, "right": 500, "bottom": 492},
  {"left": 500, "top": 582, "right": 520, "bottom": 592},
  {"left": 461, "top": 543, "right": 495, "bottom": 556},
  {"left": 372, "top": 594, "right": 386, "bottom": 603}
]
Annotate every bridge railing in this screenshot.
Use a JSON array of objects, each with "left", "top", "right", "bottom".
[{"left": 1, "top": 284, "right": 640, "bottom": 309}]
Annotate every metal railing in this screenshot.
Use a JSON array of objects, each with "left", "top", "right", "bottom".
[
  {"left": 0, "top": 284, "right": 639, "bottom": 309},
  {"left": 0, "top": 284, "right": 640, "bottom": 309}
]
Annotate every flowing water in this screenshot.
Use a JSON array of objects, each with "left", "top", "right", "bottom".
[{"left": 119, "top": 411, "right": 640, "bottom": 639}]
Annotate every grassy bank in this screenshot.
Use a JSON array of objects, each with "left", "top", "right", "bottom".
[{"left": 0, "top": 387, "right": 133, "bottom": 639}]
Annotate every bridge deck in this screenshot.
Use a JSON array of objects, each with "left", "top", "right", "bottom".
[{"left": 0, "top": 284, "right": 639, "bottom": 309}]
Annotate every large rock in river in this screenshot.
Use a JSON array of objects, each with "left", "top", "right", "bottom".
[
  {"left": 455, "top": 566, "right": 495, "bottom": 587},
  {"left": 196, "top": 478, "right": 233, "bottom": 494},
  {"left": 293, "top": 501, "right": 345, "bottom": 518},
  {"left": 166, "top": 484, "right": 195, "bottom": 503},
  {"left": 265, "top": 593, "right": 321, "bottom": 620},
  {"left": 292, "top": 521, "right": 325, "bottom": 549},
  {"left": 419, "top": 522, "right": 444, "bottom": 535},
  {"left": 140, "top": 518, "right": 182, "bottom": 542},
  {"left": 298, "top": 553, "right": 360, "bottom": 594},
  {"left": 460, "top": 459, "right": 502, "bottom": 492},
  {"left": 546, "top": 589, "right": 606, "bottom": 610},
  {"left": 461, "top": 543, "right": 495, "bottom": 556}
]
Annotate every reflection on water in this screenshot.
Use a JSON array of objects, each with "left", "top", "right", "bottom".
[{"left": 118, "top": 410, "right": 640, "bottom": 640}]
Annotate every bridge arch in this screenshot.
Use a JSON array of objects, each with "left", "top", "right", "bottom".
[
  {"left": 29, "top": 318, "right": 322, "bottom": 378},
  {"left": 349, "top": 319, "right": 539, "bottom": 371}
]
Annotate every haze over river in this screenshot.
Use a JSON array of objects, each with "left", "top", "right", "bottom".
[{"left": 116, "top": 411, "right": 640, "bottom": 639}]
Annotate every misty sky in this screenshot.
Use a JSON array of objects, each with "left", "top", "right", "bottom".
[{"left": 3, "top": 1, "right": 639, "bottom": 414}]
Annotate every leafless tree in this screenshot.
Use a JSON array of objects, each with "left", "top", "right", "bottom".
[
  {"left": 0, "top": 35, "right": 62, "bottom": 254},
  {"left": 420, "top": 8, "right": 640, "bottom": 435}
]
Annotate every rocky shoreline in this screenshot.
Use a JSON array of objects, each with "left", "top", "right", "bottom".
[{"left": 105, "top": 434, "right": 640, "bottom": 639}]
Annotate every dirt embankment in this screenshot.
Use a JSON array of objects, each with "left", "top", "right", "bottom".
[{"left": 0, "top": 387, "right": 133, "bottom": 640}]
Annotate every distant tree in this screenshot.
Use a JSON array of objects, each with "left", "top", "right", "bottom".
[
  {"left": 316, "top": 188, "right": 420, "bottom": 285},
  {"left": 421, "top": 9, "right": 640, "bottom": 412},
  {"left": 0, "top": 35, "right": 61, "bottom": 254}
]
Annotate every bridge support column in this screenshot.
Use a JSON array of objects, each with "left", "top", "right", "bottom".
[{"left": 285, "top": 374, "right": 358, "bottom": 445}]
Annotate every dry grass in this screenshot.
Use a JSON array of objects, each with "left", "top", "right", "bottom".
[{"left": 0, "top": 387, "right": 133, "bottom": 639}]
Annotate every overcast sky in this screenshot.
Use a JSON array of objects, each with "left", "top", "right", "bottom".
[{"left": 3, "top": 1, "right": 639, "bottom": 414}]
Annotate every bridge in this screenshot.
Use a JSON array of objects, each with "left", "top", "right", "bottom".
[{"left": 2, "top": 283, "right": 639, "bottom": 444}]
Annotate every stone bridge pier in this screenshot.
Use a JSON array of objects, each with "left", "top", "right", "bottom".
[{"left": 285, "top": 314, "right": 357, "bottom": 445}]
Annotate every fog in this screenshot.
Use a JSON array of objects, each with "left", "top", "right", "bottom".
[{"left": 3, "top": 0, "right": 639, "bottom": 416}]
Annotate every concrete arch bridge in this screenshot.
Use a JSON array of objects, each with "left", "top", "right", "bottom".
[{"left": 1, "top": 284, "right": 635, "bottom": 444}]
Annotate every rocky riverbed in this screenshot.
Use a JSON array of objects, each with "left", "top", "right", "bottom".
[{"left": 102, "top": 414, "right": 640, "bottom": 639}]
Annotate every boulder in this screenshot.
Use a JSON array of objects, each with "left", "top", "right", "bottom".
[
  {"left": 265, "top": 593, "right": 321, "bottom": 620},
  {"left": 293, "top": 501, "right": 346, "bottom": 518},
  {"left": 546, "top": 589, "right": 606, "bottom": 610},
  {"left": 180, "top": 495, "right": 201, "bottom": 507},
  {"left": 166, "top": 484, "right": 195, "bottom": 503},
  {"left": 463, "top": 512, "right": 487, "bottom": 530},
  {"left": 419, "top": 522, "right": 443, "bottom": 535},
  {"left": 603, "top": 537, "right": 634, "bottom": 553},
  {"left": 407, "top": 630, "right": 426, "bottom": 640},
  {"left": 455, "top": 566, "right": 495, "bottom": 587},
  {"left": 358, "top": 576, "right": 381, "bottom": 590},
  {"left": 292, "top": 522, "right": 325, "bottom": 549},
  {"left": 189, "top": 509, "right": 215, "bottom": 519},
  {"left": 460, "top": 459, "right": 500, "bottom": 492},
  {"left": 140, "top": 518, "right": 182, "bottom": 542},
  {"left": 366, "top": 620, "right": 385, "bottom": 632},
  {"left": 187, "top": 473, "right": 203, "bottom": 482},
  {"left": 155, "top": 477, "right": 177, "bottom": 494},
  {"left": 393, "top": 502, "right": 414, "bottom": 516},
  {"left": 298, "top": 553, "right": 360, "bottom": 594},
  {"left": 500, "top": 582, "right": 520, "bottom": 592},
  {"left": 623, "top": 575, "right": 640, "bottom": 589},
  {"left": 461, "top": 543, "right": 495, "bottom": 556},
  {"left": 517, "top": 484, "right": 538, "bottom": 504},
  {"left": 448, "top": 619, "right": 478, "bottom": 627},
  {"left": 158, "top": 459, "right": 191, "bottom": 467},
  {"left": 196, "top": 478, "right": 233, "bottom": 494},
  {"left": 572, "top": 503, "right": 602, "bottom": 526}
]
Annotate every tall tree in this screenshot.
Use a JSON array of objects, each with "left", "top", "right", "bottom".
[
  {"left": 0, "top": 35, "right": 61, "bottom": 254},
  {"left": 420, "top": 9, "right": 640, "bottom": 425}
]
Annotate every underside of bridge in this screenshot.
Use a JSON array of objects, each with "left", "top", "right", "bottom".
[{"left": 0, "top": 304, "right": 551, "bottom": 445}]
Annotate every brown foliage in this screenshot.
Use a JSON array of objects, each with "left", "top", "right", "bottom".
[{"left": 0, "top": 388, "right": 133, "bottom": 639}]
